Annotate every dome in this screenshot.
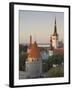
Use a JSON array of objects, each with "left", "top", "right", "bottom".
[{"left": 28, "top": 41, "right": 40, "bottom": 58}]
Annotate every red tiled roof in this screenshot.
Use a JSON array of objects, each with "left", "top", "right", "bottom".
[
  {"left": 54, "top": 48, "right": 64, "bottom": 55},
  {"left": 28, "top": 41, "right": 40, "bottom": 58}
]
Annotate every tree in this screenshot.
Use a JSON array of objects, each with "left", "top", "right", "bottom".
[
  {"left": 19, "top": 44, "right": 28, "bottom": 71},
  {"left": 19, "top": 44, "right": 28, "bottom": 53},
  {"left": 19, "top": 53, "right": 27, "bottom": 71},
  {"left": 42, "top": 54, "right": 64, "bottom": 72},
  {"left": 47, "top": 54, "right": 64, "bottom": 69},
  {"left": 47, "top": 66, "right": 64, "bottom": 77}
]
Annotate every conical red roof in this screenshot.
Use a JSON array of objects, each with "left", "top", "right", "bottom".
[{"left": 28, "top": 41, "right": 40, "bottom": 58}]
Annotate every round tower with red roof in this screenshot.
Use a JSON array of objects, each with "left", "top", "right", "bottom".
[{"left": 26, "top": 35, "right": 42, "bottom": 78}]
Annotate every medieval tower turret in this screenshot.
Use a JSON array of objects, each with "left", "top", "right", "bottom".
[{"left": 26, "top": 36, "right": 42, "bottom": 78}]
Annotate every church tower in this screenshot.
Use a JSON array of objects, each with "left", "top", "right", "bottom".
[
  {"left": 27, "top": 35, "right": 32, "bottom": 54},
  {"left": 30, "top": 35, "right": 32, "bottom": 46},
  {"left": 51, "top": 18, "right": 58, "bottom": 49},
  {"left": 49, "top": 36, "right": 54, "bottom": 56}
]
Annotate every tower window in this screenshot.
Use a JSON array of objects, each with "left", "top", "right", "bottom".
[{"left": 32, "top": 59, "right": 33, "bottom": 61}]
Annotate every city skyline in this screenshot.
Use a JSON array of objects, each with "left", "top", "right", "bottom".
[{"left": 19, "top": 10, "right": 64, "bottom": 44}]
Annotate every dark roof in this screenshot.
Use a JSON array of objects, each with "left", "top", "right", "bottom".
[{"left": 53, "top": 48, "right": 64, "bottom": 55}]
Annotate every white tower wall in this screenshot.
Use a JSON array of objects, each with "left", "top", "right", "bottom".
[
  {"left": 52, "top": 36, "right": 58, "bottom": 49},
  {"left": 25, "top": 59, "right": 42, "bottom": 78}
]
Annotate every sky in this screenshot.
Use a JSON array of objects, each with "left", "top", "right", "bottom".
[{"left": 19, "top": 10, "right": 64, "bottom": 44}]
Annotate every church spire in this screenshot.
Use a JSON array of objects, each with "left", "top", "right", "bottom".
[
  {"left": 53, "top": 17, "right": 58, "bottom": 36},
  {"left": 30, "top": 35, "right": 32, "bottom": 45},
  {"left": 55, "top": 17, "right": 56, "bottom": 25}
]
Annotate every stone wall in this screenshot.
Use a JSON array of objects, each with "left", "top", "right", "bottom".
[{"left": 25, "top": 60, "right": 42, "bottom": 78}]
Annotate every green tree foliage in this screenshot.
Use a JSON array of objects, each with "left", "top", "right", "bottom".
[
  {"left": 42, "top": 60, "right": 48, "bottom": 72},
  {"left": 42, "top": 54, "right": 64, "bottom": 72},
  {"left": 19, "top": 53, "right": 27, "bottom": 71},
  {"left": 19, "top": 44, "right": 27, "bottom": 53},
  {"left": 47, "top": 66, "right": 64, "bottom": 77},
  {"left": 19, "top": 44, "right": 28, "bottom": 71},
  {"left": 47, "top": 54, "right": 64, "bottom": 69}
]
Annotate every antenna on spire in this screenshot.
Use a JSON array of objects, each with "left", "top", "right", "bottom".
[{"left": 55, "top": 16, "right": 56, "bottom": 25}]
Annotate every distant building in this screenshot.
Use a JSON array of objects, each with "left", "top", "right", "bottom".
[
  {"left": 26, "top": 35, "right": 42, "bottom": 78},
  {"left": 58, "top": 41, "right": 64, "bottom": 48},
  {"left": 49, "top": 18, "right": 64, "bottom": 56},
  {"left": 53, "top": 48, "right": 64, "bottom": 55},
  {"left": 40, "top": 50, "right": 48, "bottom": 60}
]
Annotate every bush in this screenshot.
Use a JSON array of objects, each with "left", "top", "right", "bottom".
[
  {"left": 19, "top": 44, "right": 27, "bottom": 53},
  {"left": 42, "top": 54, "right": 64, "bottom": 73},
  {"left": 47, "top": 66, "right": 64, "bottom": 77},
  {"left": 47, "top": 54, "right": 64, "bottom": 69},
  {"left": 19, "top": 53, "right": 27, "bottom": 71}
]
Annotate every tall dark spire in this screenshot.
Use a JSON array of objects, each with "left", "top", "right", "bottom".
[
  {"left": 53, "top": 17, "right": 58, "bottom": 36},
  {"left": 55, "top": 17, "right": 56, "bottom": 25}
]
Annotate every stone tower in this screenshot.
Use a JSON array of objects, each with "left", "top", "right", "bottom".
[{"left": 26, "top": 36, "right": 42, "bottom": 78}]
